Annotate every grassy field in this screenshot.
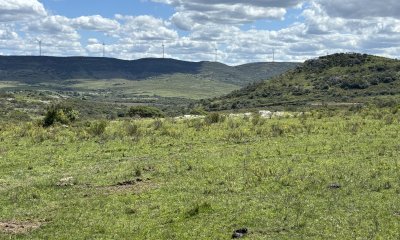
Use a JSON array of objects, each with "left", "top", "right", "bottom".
[
  {"left": 0, "top": 108, "right": 399, "bottom": 239},
  {"left": 69, "top": 74, "right": 239, "bottom": 99}
]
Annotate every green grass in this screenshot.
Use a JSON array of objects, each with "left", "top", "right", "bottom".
[
  {"left": 0, "top": 109, "right": 399, "bottom": 239},
  {"left": 69, "top": 74, "right": 239, "bottom": 99}
]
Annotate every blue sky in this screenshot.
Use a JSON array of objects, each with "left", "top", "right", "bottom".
[
  {"left": 40, "top": 0, "right": 175, "bottom": 19},
  {"left": 0, "top": 0, "right": 399, "bottom": 64}
]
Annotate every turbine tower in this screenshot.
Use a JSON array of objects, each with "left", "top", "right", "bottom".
[
  {"left": 162, "top": 42, "right": 165, "bottom": 58},
  {"left": 102, "top": 42, "right": 105, "bottom": 58},
  {"left": 214, "top": 46, "right": 218, "bottom": 62},
  {"left": 272, "top": 48, "right": 275, "bottom": 62},
  {"left": 37, "top": 39, "right": 42, "bottom": 56}
]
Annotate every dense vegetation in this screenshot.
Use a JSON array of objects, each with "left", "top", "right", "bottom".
[
  {"left": 203, "top": 53, "right": 400, "bottom": 110},
  {"left": 127, "top": 106, "right": 165, "bottom": 118},
  {"left": 0, "top": 107, "right": 399, "bottom": 239}
]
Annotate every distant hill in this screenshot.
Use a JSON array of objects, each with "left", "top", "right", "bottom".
[
  {"left": 202, "top": 53, "right": 400, "bottom": 110},
  {"left": 0, "top": 56, "right": 299, "bottom": 87}
]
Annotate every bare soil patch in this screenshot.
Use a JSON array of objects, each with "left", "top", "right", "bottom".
[
  {"left": 98, "top": 178, "right": 158, "bottom": 194},
  {"left": 0, "top": 221, "right": 41, "bottom": 234}
]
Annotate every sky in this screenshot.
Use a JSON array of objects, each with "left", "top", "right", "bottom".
[{"left": 0, "top": 0, "right": 400, "bottom": 65}]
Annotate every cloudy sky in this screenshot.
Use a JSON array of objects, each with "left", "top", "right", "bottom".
[{"left": 0, "top": 0, "right": 399, "bottom": 64}]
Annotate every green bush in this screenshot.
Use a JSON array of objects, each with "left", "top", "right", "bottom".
[
  {"left": 125, "top": 122, "right": 141, "bottom": 137},
  {"left": 204, "top": 112, "right": 225, "bottom": 125},
  {"left": 43, "top": 104, "right": 79, "bottom": 127},
  {"left": 87, "top": 121, "right": 108, "bottom": 136},
  {"left": 127, "top": 106, "right": 164, "bottom": 118}
]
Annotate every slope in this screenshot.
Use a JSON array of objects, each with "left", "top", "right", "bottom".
[{"left": 203, "top": 53, "right": 400, "bottom": 110}]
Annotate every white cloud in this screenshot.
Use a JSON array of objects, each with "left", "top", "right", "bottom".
[
  {"left": 0, "top": 25, "right": 18, "bottom": 40},
  {"left": 115, "top": 15, "right": 178, "bottom": 40},
  {"left": 71, "top": 15, "right": 120, "bottom": 32},
  {"left": 1, "top": 0, "right": 400, "bottom": 64},
  {"left": 0, "top": 0, "right": 47, "bottom": 22},
  {"left": 25, "top": 15, "right": 76, "bottom": 35},
  {"left": 87, "top": 38, "right": 99, "bottom": 44},
  {"left": 153, "top": 0, "right": 303, "bottom": 30},
  {"left": 318, "top": 0, "right": 400, "bottom": 19}
]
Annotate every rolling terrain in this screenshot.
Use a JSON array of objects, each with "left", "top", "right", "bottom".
[
  {"left": 0, "top": 109, "right": 399, "bottom": 239},
  {"left": 0, "top": 56, "right": 298, "bottom": 98},
  {"left": 0, "top": 54, "right": 399, "bottom": 239},
  {"left": 0, "top": 56, "right": 298, "bottom": 119},
  {"left": 203, "top": 53, "right": 400, "bottom": 110}
]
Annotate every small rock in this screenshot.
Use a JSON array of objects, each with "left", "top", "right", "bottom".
[
  {"left": 57, "top": 177, "right": 75, "bottom": 187},
  {"left": 328, "top": 183, "right": 341, "bottom": 189},
  {"left": 232, "top": 228, "right": 248, "bottom": 239}
]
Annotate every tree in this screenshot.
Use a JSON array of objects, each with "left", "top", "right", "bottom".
[{"left": 43, "top": 104, "right": 79, "bottom": 127}]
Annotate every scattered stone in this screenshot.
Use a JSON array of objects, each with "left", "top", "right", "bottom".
[
  {"left": 259, "top": 110, "right": 272, "bottom": 118},
  {"left": 56, "top": 177, "right": 75, "bottom": 187},
  {"left": 394, "top": 211, "right": 400, "bottom": 217},
  {"left": 174, "top": 115, "right": 204, "bottom": 120},
  {"left": 232, "top": 228, "right": 248, "bottom": 239},
  {"left": 328, "top": 183, "right": 341, "bottom": 189}
]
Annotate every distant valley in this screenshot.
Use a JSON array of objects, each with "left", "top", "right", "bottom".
[{"left": 0, "top": 56, "right": 299, "bottom": 99}]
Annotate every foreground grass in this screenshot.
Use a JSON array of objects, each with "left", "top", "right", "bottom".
[{"left": 0, "top": 109, "right": 399, "bottom": 239}]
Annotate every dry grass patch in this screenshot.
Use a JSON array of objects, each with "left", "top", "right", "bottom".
[{"left": 0, "top": 221, "right": 42, "bottom": 234}]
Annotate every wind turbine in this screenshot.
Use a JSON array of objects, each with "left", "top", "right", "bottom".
[
  {"left": 102, "top": 42, "right": 105, "bottom": 57},
  {"left": 214, "top": 43, "right": 218, "bottom": 62},
  {"left": 272, "top": 48, "right": 275, "bottom": 62},
  {"left": 162, "top": 42, "right": 165, "bottom": 58},
  {"left": 215, "top": 47, "right": 218, "bottom": 62},
  {"left": 36, "top": 39, "right": 42, "bottom": 56}
]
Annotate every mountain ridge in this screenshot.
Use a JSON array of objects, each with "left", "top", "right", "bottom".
[{"left": 0, "top": 56, "right": 299, "bottom": 87}]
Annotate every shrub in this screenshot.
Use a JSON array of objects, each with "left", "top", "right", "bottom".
[
  {"left": 87, "top": 121, "right": 108, "bottom": 136},
  {"left": 127, "top": 106, "right": 164, "bottom": 118},
  {"left": 270, "top": 123, "right": 284, "bottom": 137},
  {"left": 43, "top": 104, "right": 79, "bottom": 127},
  {"left": 151, "top": 119, "right": 163, "bottom": 130},
  {"left": 125, "top": 122, "right": 142, "bottom": 137},
  {"left": 185, "top": 119, "right": 204, "bottom": 131},
  {"left": 204, "top": 112, "right": 225, "bottom": 125}
]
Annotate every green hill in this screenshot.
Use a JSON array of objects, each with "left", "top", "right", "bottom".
[
  {"left": 203, "top": 53, "right": 400, "bottom": 110},
  {"left": 0, "top": 56, "right": 298, "bottom": 86},
  {"left": 0, "top": 56, "right": 298, "bottom": 100}
]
